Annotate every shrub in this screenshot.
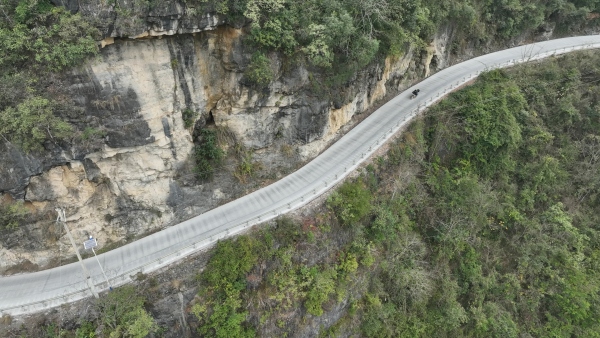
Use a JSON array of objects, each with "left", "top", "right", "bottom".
[
  {"left": 75, "top": 321, "right": 95, "bottom": 338},
  {"left": 194, "top": 129, "right": 224, "bottom": 180},
  {"left": 0, "top": 96, "right": 73, "bottom": 152},
  {"left": 194, "top": 236, "right": 260, "bottom": 337},
  {"left": 81, "top": 127, "right": 106, "bottom": 141},
  {"left": 0, "top": 2, "right": 98, "bottom": 72},
  {"left": 96, "top": 285, "right": 158, "bottom": 338},
  {"left": 305, "top": 267, "right": 337, "bottom": 316},
  {"left": 0, "top": 200, "right": 29, "bottom": 230},
  {"left": 327, "top": 178, "right": 372, "bottom": 226},
  {"left": 0, "top": 1, "right": 98, "bottom": 153},
  {"left": 244, "top": 52, "right": 274, "bottom": 87},
  {"left": 234, "top": 152, "right": 262, "bottom": 183},
  {"left": 182, "top": 108, "right": 198, "bottom": 128}
]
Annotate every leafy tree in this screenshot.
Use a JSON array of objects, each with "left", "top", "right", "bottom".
[
  {"left": 0, "top": 0, "right": 98, "bottom": 152},
  {"left": 327, "top": 178, "right": 371, "bottom": 226},
  {"left": 305, "top": 267, "right": 337, "bottom": 316},
  {"left": 441, "top": 70, "right": 525, "bottom": 178},
  {"left": 202, "top": 236, "right": 258, "bottom": 290},
  {"left": 193, "top": 284, "right": 255, "bottom": 337},
  {"left": 244, "top": 52, "right": 274, "bottom": 86},
  {"left": 96, "top": 285, "right": 158, "bottom": 338},
  {"left": 0, "top": 96, "right": 72, "bottom": 152},
  {"left": 194, "top": 236, "right": 260, "bottom": 337},
  {"left": 0, "top": 0, "right": 98, "bottom": 72}
]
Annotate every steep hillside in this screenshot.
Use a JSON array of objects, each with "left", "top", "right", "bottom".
[
  {"left": 3, "top": 45, "right": 599, "bottom": 338},
  {"left": 173, "top": 50, "right": 600, "bottom": 337},
  {"left": 1, "top": 0, "right": 599, "bottom": 275}
]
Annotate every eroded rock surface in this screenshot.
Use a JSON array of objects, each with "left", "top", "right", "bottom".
[
  {"left": 0, "top": 22, "right": 444, "bottom": 272},
  {"left": 51, "top": 0, "right": 225, "bottom": 40}
]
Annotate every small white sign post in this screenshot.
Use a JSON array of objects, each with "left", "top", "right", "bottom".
[
  {"left": 84, "top": 236, "right": 112, "bottom": 290},
  {"left": 57, "top": 208, "right": 99, "bottom": 298}
]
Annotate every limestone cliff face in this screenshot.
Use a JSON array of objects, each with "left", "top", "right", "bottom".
[
  {"left": 51, "top": 0, "right": 225, "bottom": 40},
  {"left": 0, "top": 20, "right": 439, "bottom": 272}
]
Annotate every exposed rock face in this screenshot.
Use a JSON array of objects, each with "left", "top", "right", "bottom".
[
  {"left": 0, "top": 20, "right": 445, "bottom": 272},
  {"left": 51, "top": 0, "right": 225, "bottom": 41},
  {"left": 0, "top": 143, "right": 44, "bottom": 199}
]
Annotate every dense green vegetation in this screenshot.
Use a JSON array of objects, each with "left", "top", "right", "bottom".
[
  {"left": 352, "top": 52, "right": 600, "bottom": 337},
  {"left": 190, "top": 216, "right": 366, "bottom": 336},
  {"left": 196, "top": 0, "right": 600, "bottom": 87},
  {"left": 244, "top": 52, "right": 274, "bottom": 86},
  {"left": 190, "top": 51, "right": 600, "bottom": 336},
  {"left": 95, "top": 286, "right": 158, "bottom": 338},
  {"left": 0, "top": 0, "right": 99, "bottom": 152}
]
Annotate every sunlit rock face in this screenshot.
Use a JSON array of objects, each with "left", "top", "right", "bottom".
[
  {"left": 0, "top": 18, "right": 449, "bottom": 272},
  {"left": 51, "top": 0, "right": 224, "bottom": 39}
]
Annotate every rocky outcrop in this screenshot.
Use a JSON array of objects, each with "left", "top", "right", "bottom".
[
  {"left": 51, "top": 0, "right": 225, "bottom": 41},
  {"left": 0, "top": 17, "right": 445, "bottom": 272}
]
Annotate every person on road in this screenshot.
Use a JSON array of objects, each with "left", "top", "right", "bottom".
[{"left": 411, "top": 89, "right": 420, "bottom": 98}]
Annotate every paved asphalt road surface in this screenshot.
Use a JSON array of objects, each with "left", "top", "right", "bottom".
[{"left": 2, "top": 35, "right": 600, "bottom": 316}]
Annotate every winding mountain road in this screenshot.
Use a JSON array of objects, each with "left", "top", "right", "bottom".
[{"left": 2, "top": 35, "right": 600, "bottom": 316}]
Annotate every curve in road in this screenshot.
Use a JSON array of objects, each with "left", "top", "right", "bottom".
[{"left": 2, "top": 35, "right": 600, "bottom": 316}]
